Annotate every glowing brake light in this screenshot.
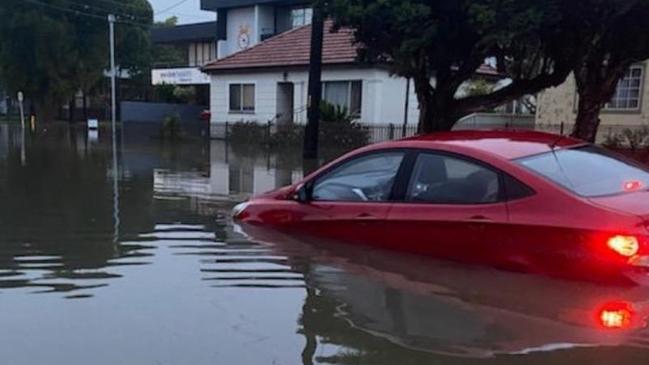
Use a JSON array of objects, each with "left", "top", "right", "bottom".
[
  {"left": 623, "top": 180, "right": 644, "bottom": 192},
  {"left": 598, "top": 302, "right": 634, "bottom": 329},
  {"left": 607, "top": 235, "right": 640, "bottom": 257}
]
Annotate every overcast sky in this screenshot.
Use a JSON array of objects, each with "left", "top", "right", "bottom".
[{"left": 149, "top": 0, "right": 216, "bottom": 24}]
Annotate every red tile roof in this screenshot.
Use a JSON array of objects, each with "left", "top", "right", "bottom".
[{"left": 202, "top": 21, "right": 499, "bottom": 77}]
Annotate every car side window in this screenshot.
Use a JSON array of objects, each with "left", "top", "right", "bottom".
[
  {"left": 312, "top": 152, "right": 405, "bottom": 202},
  {"left": 406, "top": 153, "right": 501, "bottom": 204}
]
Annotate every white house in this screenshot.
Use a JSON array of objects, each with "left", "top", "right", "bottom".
[{"left": 202, "top": 21, "right": 501, "bottom": 137}]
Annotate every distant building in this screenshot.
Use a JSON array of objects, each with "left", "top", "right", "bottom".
[
  {"left": 202, "top": 21, "right": 500, "bottom": 136},
  {"left": 200, "top": 0, "right": 314, "bottom": 58},
  {"left": 536, "top": 61, "right": 649, "bottom": 137}
]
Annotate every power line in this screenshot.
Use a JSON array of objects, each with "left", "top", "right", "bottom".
[
  {"left": 155, "top": 0, "right": 192, "bottom": 15},
  {"left": 22, "top": 0, "right": 151, "bottom": 27},
  {"left": 58, "top": 0, "right": 151, "bottom": 22},
  {"left": 74, "top": 0, "right": 148, "bottom": 12}
]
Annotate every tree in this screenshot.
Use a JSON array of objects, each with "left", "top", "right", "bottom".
[
  {"left": 567, "top": 0, "right": 649, "bottom": 142},
  {"left": 152, "top": 17, "right": 186, "bottom": 68},
  {"left": 0, "top": 0, "right": 152, "bottom": 121},
  {"left": 328, "top": 0, "right": 574, "bottom": 133}
]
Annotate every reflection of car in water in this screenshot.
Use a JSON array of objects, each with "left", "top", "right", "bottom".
[
  {"left": 233, "top": 131, "right": 649, "bottom": 283},
  {"left": 236, "top": 224, "right": 649, "bottom": 358}
]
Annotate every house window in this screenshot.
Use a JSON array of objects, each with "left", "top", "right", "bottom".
[
  {"left": 229, "top": 84, "right": 255, "bottom": 113},
  {"left": 605, "top": 65, "right": 644, "bottom": 111},
  {"left": 322, "top": 81, "right": 362, "bottom": 117},
  {"left": 291, "top": 7, "right": 313, "bottom": 28}
]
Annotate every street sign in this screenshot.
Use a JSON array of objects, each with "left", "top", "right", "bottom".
[{"left": 88, "top": 118, "right": 99, "bottom": 130}]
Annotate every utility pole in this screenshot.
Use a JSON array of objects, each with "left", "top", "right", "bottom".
[
  {"left": 108, "top": 14, "right": 117, "bottom": 128},
  {"left": 302, "top": 4, "right": 324, "bottom": 159},
  {"left": 17, "top": 91, "right": 24, "bottom": 129},
  {"left": 402, "top": 78, "right": 410, "bottom": 137},
  {"left": 108, "top": 14, "right": 120, "bottom": 243}
]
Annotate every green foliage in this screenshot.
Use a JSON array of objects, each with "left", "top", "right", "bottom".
[
  {"left": 326, "top": 0, "right": 572, "bottom": 132},
  {"left": 160, "top": 113, "right": 182, "bottom": 140},
  {"left": 567, "top": 1, "right": 649, "bottom": 141},
  {"left": 319, "top": 102, "right": 370, "bottom": 148},
  {"left": 153, "top": 84, "right": 196, "bottom": 104},
  {"left": 265, "top": 102, "right": 370, "bottom": 152},
  {"left": 464, "top": 79, "right": 496, "bottom": 97},
  {"left": 0, "top": 0, "right": 153, "bottom": 120},
  {"left": 152, "top": 17, "right": 185, "bottom": 67},
  {"left": 229, "top": 121, "right": 267, "bottom": 144}
]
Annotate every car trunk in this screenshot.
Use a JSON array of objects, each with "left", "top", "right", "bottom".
[{"left": 590, "top": 191, "right": 649, "bottom": 228}]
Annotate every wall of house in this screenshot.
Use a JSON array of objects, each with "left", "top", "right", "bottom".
[
  {"left": 223, "top": 7, "right": 256, "bottom": 58},
  {"left": 536, "top": 62, "right": 649, "bottom": 128},
  {"left": 208, "top": 67, "right": 420, "bottom": 134},
  {"left": 255, "top": 5, "right": 275, "bottom": 41}
]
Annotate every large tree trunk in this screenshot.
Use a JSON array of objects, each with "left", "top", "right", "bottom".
[
  {"left": 414, "top": 76, "right": 435, "bottom": 134},
  {"left": 414, "top": 76, "right": 457, "bottom": 133},
  {"left": 572, "top": 92, "right": 604, "bottom": 142}
]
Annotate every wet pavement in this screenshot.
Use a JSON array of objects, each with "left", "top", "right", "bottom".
[{"left": 1, "top": 121, "right": 649, "bottom": 365}]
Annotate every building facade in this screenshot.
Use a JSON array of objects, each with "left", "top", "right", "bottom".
[
  {"left": 536, "top": 62, "right": 649, "bottom": 133},
  {"left": 202, "top": 21, "right": 500, "bottom": 136}
]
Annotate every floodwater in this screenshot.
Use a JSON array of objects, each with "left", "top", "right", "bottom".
[{"left": 1, "top": 121, "right": 649, "bottom": 365}]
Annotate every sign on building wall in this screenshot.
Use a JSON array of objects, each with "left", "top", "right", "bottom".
[{"left": 151, "top": 68, "right": 210, "bottom": 85}]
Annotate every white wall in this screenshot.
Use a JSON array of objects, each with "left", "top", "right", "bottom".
[
  {"left": 209, "top": 67, "right": 419, "bottom": 127},
  {"left": 224, "top": 7, "right": 256, "bottom": 58},
  {"left": 255, "top": 5, "right": 275, "bottom": 42}
]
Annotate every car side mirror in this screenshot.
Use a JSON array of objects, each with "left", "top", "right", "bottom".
[{"left": 293, "top": 184, "right": 311, "bottom": 203}]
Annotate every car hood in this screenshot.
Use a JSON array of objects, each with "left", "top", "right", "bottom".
[
  {"left": 590, "top": 190, "right": 649, "bottom": 222},
  {"left": 252, "top": 184, "right": 295, "bottom": 200}
]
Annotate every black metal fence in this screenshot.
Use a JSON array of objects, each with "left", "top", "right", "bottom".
[{"left": 215, "top": 121, "right": 420, "bottom": 144}]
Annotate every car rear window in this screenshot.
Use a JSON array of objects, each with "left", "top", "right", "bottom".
[{"left": 516, "top": 145, "right": 649, "bottom": 197}]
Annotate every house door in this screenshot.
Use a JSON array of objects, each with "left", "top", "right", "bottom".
[{"left": 276, "top": 82, "right": 294, "bottom": 125}]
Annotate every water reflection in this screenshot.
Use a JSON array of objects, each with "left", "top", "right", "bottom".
[
  {"left": 2, "top": 121, "right": 649, "bottom": 365},
  {"left": 233, "top": 225, "right": 649, "bottom": 360}
]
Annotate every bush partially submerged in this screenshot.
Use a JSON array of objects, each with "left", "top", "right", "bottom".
[
  {"left": 229, "top": 102, "right": 370, "bottom": 153},
  {"left": 160, "top": 113, "right": 182, "bottom": 140}
]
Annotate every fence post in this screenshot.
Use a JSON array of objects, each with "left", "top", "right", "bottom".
[
  {"left": 560, "top": 122, "right": 564, "bottom": 135},
  {"left": 224, "top": 121, "right": 229, "bottom": 140},
  {"left": 266, "top": 121, "right": 272, "bottom": 143},
  {"left": 388, "top": 123, "right": 395, "bottom": 140}
]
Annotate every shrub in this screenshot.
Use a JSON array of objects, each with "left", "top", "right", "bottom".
[
  {"left": 319, "top": 102, "right": 370, "bottom": 148},
  {"left": 160, "top": 113, "right": 182, "bottom": 140}
]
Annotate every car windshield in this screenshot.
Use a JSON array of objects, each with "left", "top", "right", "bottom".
[{"left": 516, "top": 145, "right": 649, "bottom": 197}]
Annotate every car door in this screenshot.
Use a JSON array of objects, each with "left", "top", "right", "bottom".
[
  {"left": 387, "top": 151, "right": 509, "bottom": 265},
  {"left": 291, "top": 150, "right": 407, "bottom": 246}
]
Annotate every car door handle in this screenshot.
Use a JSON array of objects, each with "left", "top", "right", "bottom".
[
  {"left": 355, "top": 213, "right": 378, "bottom": 220},
  {"left": 468, "top": 215, "right": 492, "bottom": 222}
]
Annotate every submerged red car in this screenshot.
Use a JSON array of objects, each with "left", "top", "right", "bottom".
[{"left": 232, "top": 130, "right": 649, "bottom": 282}]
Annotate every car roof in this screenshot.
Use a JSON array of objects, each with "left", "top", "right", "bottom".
[{"left": 375, "top": 130, "right": 585, "bottom": 160}]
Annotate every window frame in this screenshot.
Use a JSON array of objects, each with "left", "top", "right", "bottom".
[
  {"left": 290, "top": 6, "right": 313, "bottom": 28},
  {"left": 304, "top": 148, "right": 535, "bottom": 204},
  {"left": 305, "top": 149, "right": 411, "bottom": 204},
  {"left": 603, "top": 64, "right": 645, "bottom": 113},
  {"left": 228, "top": 82, "right": 256, "bottom": 114},
  {"left": 397, "top": 150, "right": 508, "bottom": 205},
  {"left": 322, "top": 80, "right": 363, "bottom": 117}
]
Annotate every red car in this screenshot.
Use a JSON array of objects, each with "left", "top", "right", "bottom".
[{"left": 233, "top": 130, "right": 649, "bottom": 282}]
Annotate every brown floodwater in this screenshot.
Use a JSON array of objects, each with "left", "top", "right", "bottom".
[{"left": 1, "top": 121, "right": 649, "bottom": 365}]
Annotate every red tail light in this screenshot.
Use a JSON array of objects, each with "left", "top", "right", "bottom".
[
  {"left": 598, "top": 302, "right": 634, "bottom": 329},
  {"left": 607, "top": 235, "right": 639, "bottom": 257}
]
